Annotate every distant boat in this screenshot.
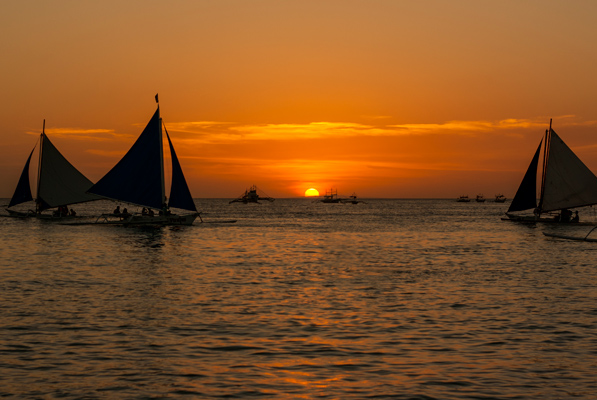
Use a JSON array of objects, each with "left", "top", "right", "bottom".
[
  {"left": 321, "top": 189, "right": 342, "bottom": 203},
  {"left": 4, "top": 120, "right": 102, "bottom": 219},
  {"left": 229, "top": 185, "right": 275, "bottom": 204},
  {"left": 476, "top": 194, "right": 486, "bottom": 202},
  {"left": 494, "top": 194, "right": 506, "bottom": 203},
  {"left": 456, "top": 195, "right": 471, "bottom": 202},
  {"left": 343, "top": 192, "right": 361, "bottom": 204},
  {"left": 86, "top": 97, "right": 200, "bottom": 226},
  {"left": 504, "top": 119, "right": 597, "bottom": 223}
]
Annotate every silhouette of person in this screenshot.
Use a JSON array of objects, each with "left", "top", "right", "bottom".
[
  {"left": 560, "top": 209, "right": 572, "bottom": 222},
  {"left": 113, "top": 206, "right": 121, "bottom": 215}
]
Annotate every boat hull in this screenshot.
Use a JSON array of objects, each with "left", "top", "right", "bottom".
[
  {"left": 502, "top": 213, "right": 592, "bottom": 224},
  {"left": 3, "top": 208, "right": 78, "bottom": 220},
  {"left": 92, "top": 212, "right": 200, "bottom": 226}
]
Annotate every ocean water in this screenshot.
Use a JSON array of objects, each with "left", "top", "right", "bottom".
[{"left": 1, "top": 198, "right": 597, "bottom": 399}]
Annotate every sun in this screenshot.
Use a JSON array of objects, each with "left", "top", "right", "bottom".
[{"left": 304, "top": 188, "right": 320, "bottom": 197}]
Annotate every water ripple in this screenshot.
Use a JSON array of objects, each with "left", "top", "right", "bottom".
[{"left": 1, "top": 199, "right": 597, "bottom": 399}]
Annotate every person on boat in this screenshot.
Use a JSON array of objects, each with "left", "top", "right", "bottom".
[
  {"left": 69, "top": 208, "right": 76, "bottom": 217},
  {"left": 118, "top": 207, "right": 130, "bottom": 220},
  {"left": 148, "top": 208, "right": 155, "bottom": 217},
  {"left": 54, "top": 205, "right": 68, "bottom": 217},
  {"left": 141, "top": 207, "right": 148, "bottom": 215},
  {"left": 560, "top": 208, "right": 572, "bottom": 222},
  {"left": 113, "top": 205, "right": 121, "bottom": 215},
  {"left": 572, "top": 211, "right": 579, "bottom": 223},
  {"left": 160, "top": 202, "right": 170, "bottom": 216}
]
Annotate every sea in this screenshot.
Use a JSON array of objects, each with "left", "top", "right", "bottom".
[{"left": 1, "top": 198, "right": 597, "bottom": 399}]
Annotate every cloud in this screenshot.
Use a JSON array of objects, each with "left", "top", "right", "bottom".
[
  {"left": 165, "top": 121, "right": 400, "bottom": 143},
  {"left": 230, "top": 122, "right": 393, "bottom": 140},
  {"left": 163, "top": 117, "right": 585, "bottom": 144},
  {"left": 27, "top": 128, "right": 120, "bottom": 141},
  {"left": 389, "top": 118, "right": 549, "bottom": 135},
  {"left": 52, "top": 116, "right": 597, "bottom": 152}
]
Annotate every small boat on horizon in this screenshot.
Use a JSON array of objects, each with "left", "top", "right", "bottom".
[
  {"left": 229, "top": 185, "right": 275, "bottom": 204},
  {"left": 494, "top": 194, "right": 506, "bottom": 203},
  {"left": 343, "top": 192, "right": 362, "bottom": 204},
  {"left": 321, "top": 189, "right": 342, "bottom": 203},
  {"left": 476, "top": 194, "right": 486, "bottom": 202},
  {"left": 457, "top": 195, "right": 471, "bottom": 202}
]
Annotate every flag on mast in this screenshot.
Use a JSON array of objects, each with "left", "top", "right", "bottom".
[{"left": 155, "top": 93, "right": 159, "bottom": 103}]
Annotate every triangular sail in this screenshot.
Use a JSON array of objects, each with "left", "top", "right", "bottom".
[
  {"left": 37, "top": 133, "right": 102, "bottom": 211},
  {"left": 165, "top": 128, "right": 197, "bottom": 212},
  {"left": 508, "top": 140, "right": 542, "bottom": 213},
  {"left": 8, "top": 147, "right": 35, "bottom": 208},
  {"left": 540, "top": 129, "right": 597, "bottom": 212},
  {"left": 88, "top": 108, "right": 164, "bottom": 210}
]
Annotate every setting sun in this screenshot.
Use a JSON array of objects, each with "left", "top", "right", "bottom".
[{"left": 305, "top": 188, "right": 319, "bottom": 197}]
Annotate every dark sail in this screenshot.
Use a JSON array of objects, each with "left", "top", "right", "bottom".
[
  {"left": 88, "top": 108, "right": 164, "bottom": 210},
  {"left": 165, "top": 128, "right": 197, "bottom": 212},
  {"left": 8, "top": 147, "right": 35, "bottom": 208},
  {"left": 508, "top": 140, "right": 542, "bottom": 213},
  {"left": 36, "top": 133, "right": 102, "bottom": 211},
  {"left": 540, "top": 130, "right": 597, "bottom": 212}
]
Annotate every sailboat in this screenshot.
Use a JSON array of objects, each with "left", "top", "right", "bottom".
[
  {"left": 86, "top": 97, "right": 200, "bottom": 226},
  {"left": 504, "top": 119, "right": 597, "bottom": 223},
  {"left": 321, "top": 188, "right": 342, "bottom": 203},
  {"left": 4, "top": 121, "right": 102, "bottom": 218}
]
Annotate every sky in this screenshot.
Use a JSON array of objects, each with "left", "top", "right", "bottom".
[{"left": 2, "top": 0, "right": 597, "bottom": 198}]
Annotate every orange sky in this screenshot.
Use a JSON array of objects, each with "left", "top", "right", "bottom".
[{"left": 2, "top": 1, "right": 597, "bottom": 198}]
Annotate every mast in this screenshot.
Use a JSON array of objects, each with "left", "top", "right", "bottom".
[
  {"left": 537, "top": 119, "right": 552, "bottom": 215},
  {"left": 156, "top": 94, "right": 166, "bottom": 207},
  {"left": 35, "top": 120, "right": 45, "bottom": 213}
]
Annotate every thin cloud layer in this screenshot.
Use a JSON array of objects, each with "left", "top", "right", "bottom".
[
  {"left": 163, "top": 117, "right": 588, "bottom": 144},
  {"left": 27, "top": 128, "right": 119, "bottom": 142},
  {"left": 78, "top": 116, "right": 596, "bottom": 163}
]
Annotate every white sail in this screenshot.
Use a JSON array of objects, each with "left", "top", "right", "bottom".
[{"left": 541, "top": 130, "right": 597, "bottom": 212}]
